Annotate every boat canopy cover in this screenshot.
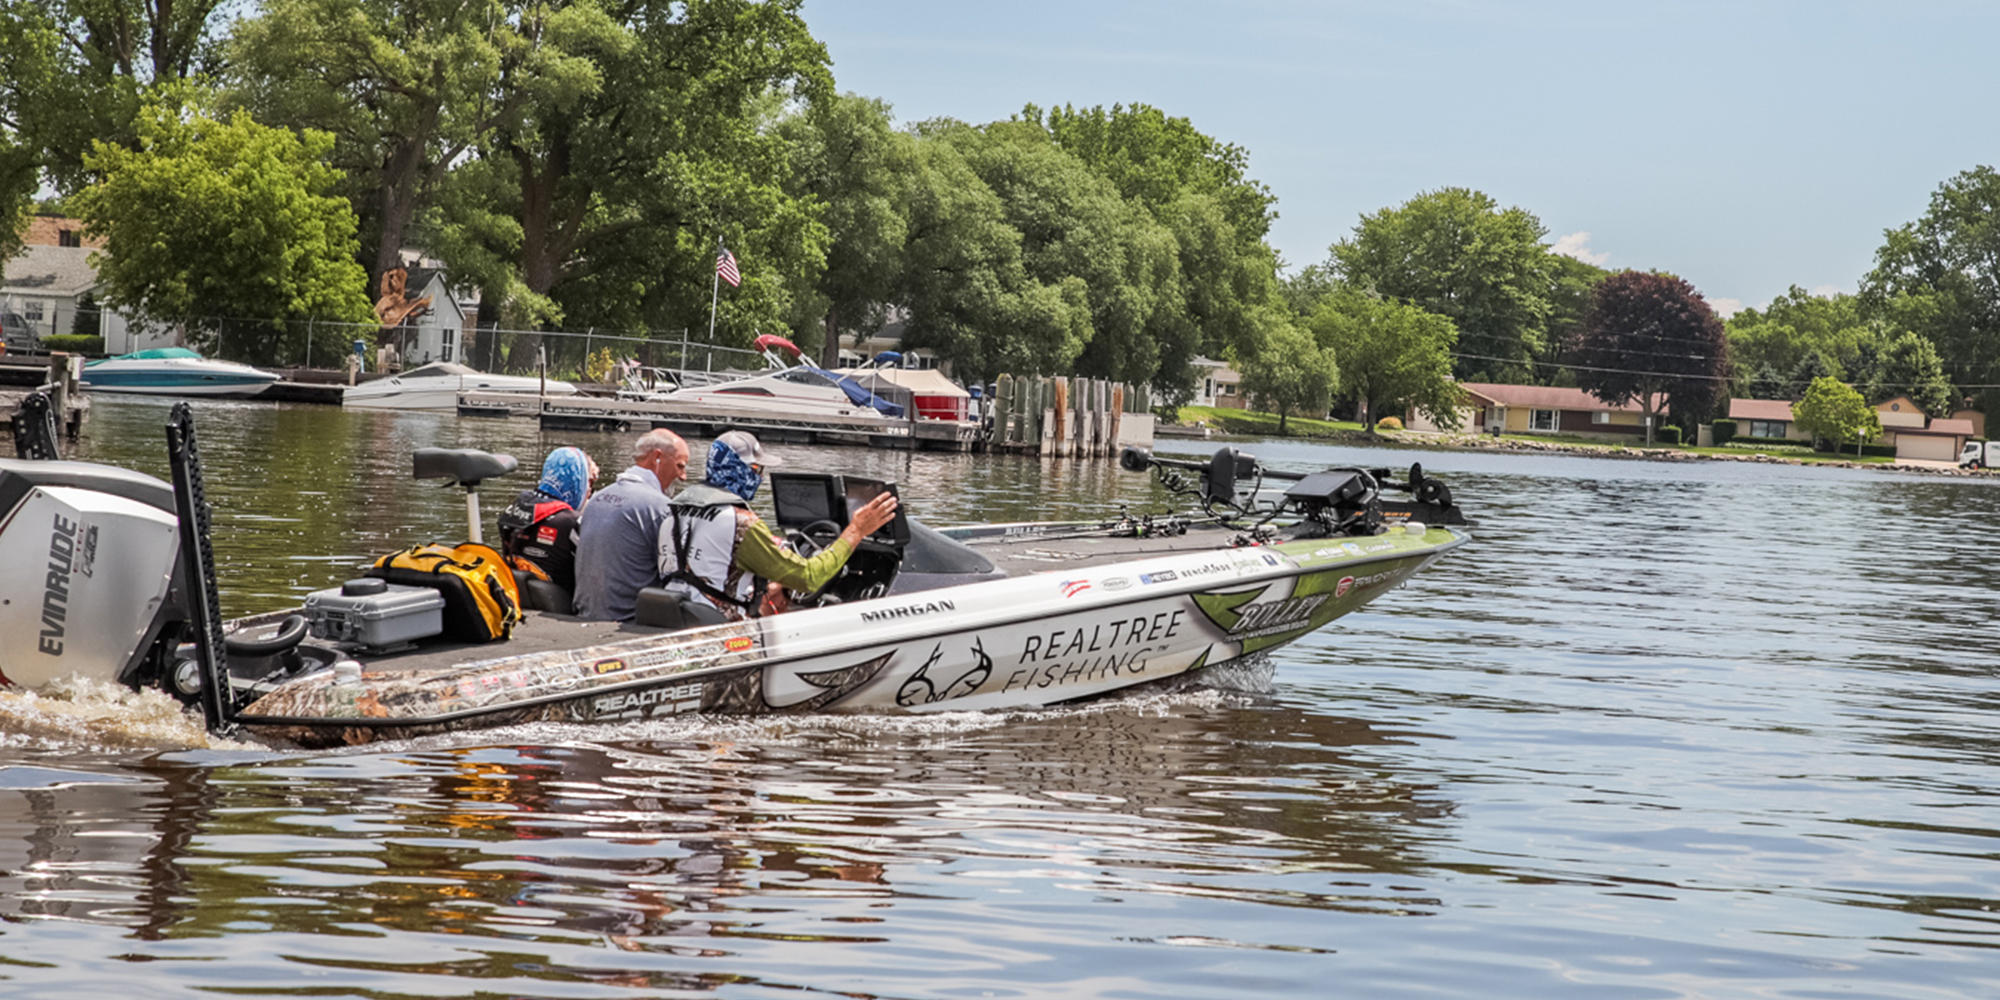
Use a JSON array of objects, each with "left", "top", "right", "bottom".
[
  {"left": 799, "top": 359, "right": 905, "bottom": 417},
  {"left": 397, "top": 362, "right": 483, "bottom": 379},
  {"left": 837, "top": 366, "right": 969, "bottom": 398}
]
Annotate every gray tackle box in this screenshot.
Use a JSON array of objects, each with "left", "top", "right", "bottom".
[{"left": 304, "top": 578, "right": 446, "bottom": 647}]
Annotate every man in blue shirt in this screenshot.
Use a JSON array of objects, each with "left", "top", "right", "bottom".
[{"left": 573, "top": 429, "right": 688, "bottom": 620}]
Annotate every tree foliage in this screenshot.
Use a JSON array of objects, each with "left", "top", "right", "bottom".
[
  {"left": 1724, "top": 286, "right": 1880, "bottom": 392},
  {"left": 71, "top": 90, "right": 376, "bottom": 361},
  {"left": 0, "top": 0, "right": 234, "bottom": 192},
  {"left": 1307, "top": 290, "right": 1460, "bottom": 431},
  {"left": 779, "top": 92, "right": 911, "bottom": 365},
  {"left": 1865, "top": 165, "right": 2000, "bottom": 413},
  {"left": 1238, "top": 321, "right": 1335, "bottom": 434},
  {"left": 229, "top": 0, "right": 507, "bottom": 286},
  {"left": 1792, "top": 375, "right": 1880, "bottom": 455},
  {"left": 1572, "top": 270, "right": 1728, "bottom": 444},
  {"left": 1871, "top": 330, "right": 1956, "bottom": 415},
  {"left": 1330, "top": 187, "right": 1552, "bottom": 382}
]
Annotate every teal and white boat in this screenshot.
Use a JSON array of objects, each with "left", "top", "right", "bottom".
[{"left": 81, "top": 348, "right": 281, "bottom": 397}]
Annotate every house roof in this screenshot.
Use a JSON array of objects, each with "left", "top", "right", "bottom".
[
  {"left": 1458, "top": 382, "right": 1645, "bottom": 412},
  {"left": 1728, "top": 398, "right": 1795, "bottom": 421},
  {"left": 1916, "top": 418, "right": 1975, "bottom": 436},
  {"left": 3, "top": 245, "right": 100, "bottom": 298}
]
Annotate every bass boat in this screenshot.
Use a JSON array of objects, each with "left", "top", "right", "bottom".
[{"left": 0, "top": 403, "right": 1470, "bottom": 747}]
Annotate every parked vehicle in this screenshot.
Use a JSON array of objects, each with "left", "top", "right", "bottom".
[
  {"left": 0, "top": 312, "right": 35, "bottom": 354},
  {"left": 1962, "top": 440, "right": 1998, "bottom": 468}
]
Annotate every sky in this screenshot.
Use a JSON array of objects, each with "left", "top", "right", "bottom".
[{"left": 806, "top": 0, "right": 2000, "bottom": 317}]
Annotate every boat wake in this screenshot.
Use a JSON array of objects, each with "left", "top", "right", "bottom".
[{"left": 0, "top": 676, "right": 257, "bottom": 752}]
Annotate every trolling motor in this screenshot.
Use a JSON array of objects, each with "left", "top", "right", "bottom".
[{"left": 1120, "top": 445, "right": 1466, "bottom": 537}]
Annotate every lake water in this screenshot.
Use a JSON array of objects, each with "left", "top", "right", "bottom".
[{"left": 3, "top": 396, "right": 1999, "bottom": 999}]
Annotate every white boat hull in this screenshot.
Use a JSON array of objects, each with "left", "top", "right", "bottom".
[
  {"left": 235, "top": 526, "right": 1464, "bottom": 746},
  {"left": 80, "top": 358, "right": 281, "bottom": 398}
]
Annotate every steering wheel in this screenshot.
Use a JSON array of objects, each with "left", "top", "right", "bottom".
[
  {"left": 786, "top": 519, "right": 845, "bottom": 559},
  {"left": 224, "top": 614, "right": 309, "bottom": 657},
  {"left": 782, "top": 519, "right": 849, "bottom": 604}
]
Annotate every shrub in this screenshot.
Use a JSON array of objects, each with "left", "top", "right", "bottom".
[
  {"left": 1711, "top": 419, "right": 1736, "bottom": 445},
  {"left": 40, "top": 334, "right": 104, "bottom": 355},
  {"left": 1374, "top": 415, "right": 1403, "bottom": 431},
  {"left": 1655, "top": 425, "right": 1682, "bottom": 446}
]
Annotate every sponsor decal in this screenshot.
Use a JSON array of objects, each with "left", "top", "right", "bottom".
[
  {"left": 1140, "top": 570, "right": 1178, "bottom": 585},
  {"left": 1229, "top": 594, "right": 1331, "bottom": 637},
  {"left": 39, "top": 513, "right": 78, "bottom": 656},
  {"left": 537, "top": 526, "right": 558, "bottom": 545},
  {"left": 1342, "top": 542, "right": 1363, "bottom": 555},
  {"left": 1003, "top": 609, "right": 1186, "bottom": 693},
  {"left": 593, "top": 681, "right": 706, "bottom": 719},
  {"left": 723, "top": 636, "right": 755, "bottom": 653},
  {"left": 1335, "top": 576, "right": 1355, "bottom": 598},
  {"left": 1182, "top": 561, "right": 1232, "bottom": 578},
  {"left": 1060, "top": 579, "right": 1092, "bottom": 598},
  {"left": 860, "top": 598, "right": 957, "bottom": 623},
  {"left": 898, "top": 638, "right": 995, "bottom": 706},
  {"left": 1100, "top": 577, "right": 1133, "bottom": 592},
  {"left": 593, "top": 657, "right": 628, "bottom": 675}
]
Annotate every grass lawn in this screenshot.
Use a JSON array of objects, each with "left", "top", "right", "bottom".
[{"left": 1171, "top": 405, "right": 1368, "bottom": 438}]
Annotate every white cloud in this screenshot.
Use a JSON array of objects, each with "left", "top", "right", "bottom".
[
  {"left": 1550, "top": 231, "right": 1609, "bottom": 266},
  {"left": 1709, "top": 297, "right": 1744, "bottom": 318}
]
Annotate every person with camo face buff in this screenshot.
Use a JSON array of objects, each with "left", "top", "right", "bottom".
[{"left": 655, "top": 431, "right": 897, "bottom": 621}]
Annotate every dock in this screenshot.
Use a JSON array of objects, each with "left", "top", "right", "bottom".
[
  {"left": 461, "top": 390, "right": 987, "bottom": 451},
  {"left": 1, "top": 355, "right": 89, "bottom": 445}
]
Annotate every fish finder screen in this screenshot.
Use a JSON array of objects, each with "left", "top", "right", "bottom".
[
  {"left": 843, "top": 478, "right": 902, "bottom": 542},
  {"left": 772, "top": 476, "right": 838, "bottom": 528}
]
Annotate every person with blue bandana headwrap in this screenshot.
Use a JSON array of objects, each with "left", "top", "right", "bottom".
[
  {"left": 656, "top": 431, "right": 898, "bottom": 621},
  {"left": 498, "top": 446, "right": 600, "bottom": 600}
]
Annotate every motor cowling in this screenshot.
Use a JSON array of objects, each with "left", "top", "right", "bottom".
[{"left": 0, "top": 468, "right": 184, "bottom": 690}]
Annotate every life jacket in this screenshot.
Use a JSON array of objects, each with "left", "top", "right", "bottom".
[
  {"left": 497, "top": 489, "right": 578, "bottom": 586},
  {"left": 656, "top": 486, "right": 762, "bottom": 619}
]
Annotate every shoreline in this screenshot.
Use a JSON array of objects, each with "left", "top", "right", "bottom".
[{"left": 1169, "top": 423, "right": 1999, "bottom": 478}]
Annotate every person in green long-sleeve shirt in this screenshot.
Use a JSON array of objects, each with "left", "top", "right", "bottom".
[{"left": 655, "top": 431, "right": 898, "bottom": 621}]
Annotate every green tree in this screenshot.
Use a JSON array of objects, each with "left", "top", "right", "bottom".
[
  {"left": 430, "top": 0, "right": 832, "bottom": 358},
  {"left": 1330, "top": 187, "right": 1553, "bottom": 382},
  {"left": 1572, "top": 270, "right": 1728, "bottom": 445},
  {"left": 1725, "top": 286, "right": 1880, "bottom": 389},
  {"left": 1238, "top": 320, "right": 1335, "bottom": 434},
  {"left": 70, "top": 91, "right": 376, "bottom": 361},
  {"left": 1786, "top": 350, "right": 1834, "bottom": 400},
  {"left": 778, "top": 92, "right": 912, "bottom": 366},
  {"left": 939, "top": 119, "right": 1183, "bottom": 387},
  {"left": 1037, "top": 102, "right": 1282, "bottom": 362},
  {"left": 1792, "top": 375, "right": 1881, "bottom": 457},
  {"left": 889, "top": 127, "right": 1085, "bottom": 382},
  {"left": 1748, "top": 362, "right": 1787, "bottom": 400},
  {"left": 229, "top": 0, "right": 506, "bottom": 287},
  {"left": 1864, "top": 165, "right": 2000, "bottom": 413},
  {"left": 1543, "top": 252, "right": 1611, "bottom": 378},
  {"left": 0, "top": 0, "right": 233, "bottom": 192},
  {"left": 1871, "top": 330, "right": 1956, "bottom": 415},
  {"left": 1307, "top": 290, "right": 1460, "bottom": 431}
]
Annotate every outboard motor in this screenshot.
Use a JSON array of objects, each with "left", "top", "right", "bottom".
[{"left": 0, "top": 459, "right": 188, "bottom": 691}]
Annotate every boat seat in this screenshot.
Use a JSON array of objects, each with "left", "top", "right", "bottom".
[
  {"left": 633, "top": 586, "right": 727, "bottom": 630},
  {"left": 511, "top": 570, "right": 573, "bottom": 615},
  {"left": 413, "top": 448, "right": 518, "bottom": 487}
]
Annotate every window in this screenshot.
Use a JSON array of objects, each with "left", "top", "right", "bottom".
[
  {"left": 1529, "top": 408, "right": 1557, "bottom": 431},
  {"left": 57, "top": 229, "right": 80, "bottom": 248},
  {"left": 441, "top": 328, "right": 456, "bottom": 362},
  {"left": 23, "top": 301, "right": 42, "bottom": 323},
  {"left": 1748, "top": 419, "right": 1787, "bottom": 439},
  {"left": 1592, "top": 411, "right": 1611, "bottom": 425}
]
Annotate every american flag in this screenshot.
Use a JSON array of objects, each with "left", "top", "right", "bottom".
[{"left": 716, "top": 245, "right": 741, "bottom": 287}]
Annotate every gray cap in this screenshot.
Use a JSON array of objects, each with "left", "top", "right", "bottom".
[{"left": 715, "top": 429, "right": 782, "bottom": 467}]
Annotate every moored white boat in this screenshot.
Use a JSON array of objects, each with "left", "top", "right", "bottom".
[
  {"left": 621, "top": 336, "right": 903, "bottom": 420},
  {"left": 343, "top": 361, "right": 579, "bottom": 411},
  {"left": 80, "top": 348, "right": 281, "bottom": 398}
]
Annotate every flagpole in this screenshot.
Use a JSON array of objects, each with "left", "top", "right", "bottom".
[{"left": 707, "top": 236, "right": 722, "bottom": 347}]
